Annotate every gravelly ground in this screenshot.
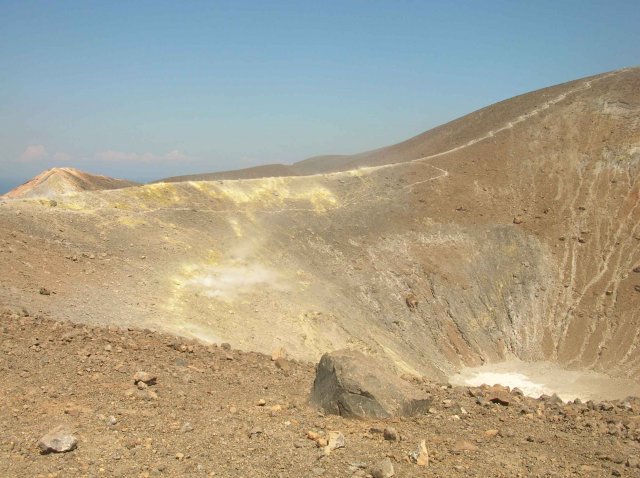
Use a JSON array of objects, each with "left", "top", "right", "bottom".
[{"left": 2, "top": 310, "right": 640, "bottom": 477}]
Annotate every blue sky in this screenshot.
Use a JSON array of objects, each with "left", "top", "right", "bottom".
[{"left": 1, "top": 0, "right": 638, "bottom": 191}]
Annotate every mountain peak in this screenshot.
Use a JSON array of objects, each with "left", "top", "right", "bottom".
[{"left": 2, "top": 167, "right": 138, "bottom": 199}]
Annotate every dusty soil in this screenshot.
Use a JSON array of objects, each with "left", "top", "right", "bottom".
[{"left": 2, "top": 309, "right": 640, "bottom": 478}]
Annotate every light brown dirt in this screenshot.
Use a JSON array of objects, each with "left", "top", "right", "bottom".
[{"left": 2, "top": 310, "right": 640, "bottom": 477}]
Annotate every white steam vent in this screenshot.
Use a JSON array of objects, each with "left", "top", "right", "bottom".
[
  {"left": 186, "top": 264, "right": 277, "bottom": 298},
  {"left": 450, "top": 360, "right": 640, "bottom": 402}
]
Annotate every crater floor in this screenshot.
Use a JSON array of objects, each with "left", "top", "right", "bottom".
[{"left": 450, "top": 360, "right": 640, "bottom": 402}]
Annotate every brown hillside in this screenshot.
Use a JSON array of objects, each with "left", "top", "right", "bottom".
[{"left": 1, "top": 67, "right": 639, "bottom": 381}]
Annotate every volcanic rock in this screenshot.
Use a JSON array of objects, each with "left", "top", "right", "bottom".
[
  {"left": 487, "top": 386, "right": 512, "bottom": 406},
  {"left": 38, "top": 426, "right": 77, "bottom": 454},
  {"left": 310, "top": 349, "right": 431, "bottom": 418},
  {"left": 370, "top": 458, "right": 394, "bottom": 478},
  {"left": 408, "top": 439, "right": 429, "bottom": 466},
  {"left": 383, "top": 427, "right": 400, "bottom": 441},
  {"left": 323, "top": 431, "right": 345, "bottom": 455},
  {"left": 133, "top": 371, "right": 157, "bottom": 386}
]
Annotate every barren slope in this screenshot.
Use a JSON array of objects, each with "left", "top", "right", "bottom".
[
  {"left": 2, "top": 310, "right": 640, "bottom": 478},
  {"left": 1, "top": 67, "right": 639, "bottom": 383},
  {"left": 2, "top": 167, "right": 138, "bottom": 199}
]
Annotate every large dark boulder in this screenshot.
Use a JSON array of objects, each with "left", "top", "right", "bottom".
[{"left": 310, "top": 349, "right": 431, "bottom": 418}]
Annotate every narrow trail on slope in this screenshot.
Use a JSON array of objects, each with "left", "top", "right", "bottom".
[
  {"left": 60, "top": 70, "right": 622, "bottom": 218},
  {"left": 398, "top": 71, "right": 620, "bottom": 187},
  {"left": 334, "top": 70, "right": 620, "bottom": 206},
  {"left": 278, "top": 69, "right": 620, "bottom": 198}
]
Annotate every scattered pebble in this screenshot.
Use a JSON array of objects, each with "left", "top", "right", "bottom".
[
  {"left": 38, "top": 427, "right": 77, "bottom": 454},
  {"left": 370, "top": 457, "right": 394, "bottom": 478}
]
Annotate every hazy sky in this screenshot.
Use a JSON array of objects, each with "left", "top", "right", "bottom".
[{"left": 1, "top": 0, "right": 639, "bottom": 191}]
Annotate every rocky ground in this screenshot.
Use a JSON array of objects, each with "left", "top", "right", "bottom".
[{"left": 2, "top": 309, "right": 640, "bottom": 477}]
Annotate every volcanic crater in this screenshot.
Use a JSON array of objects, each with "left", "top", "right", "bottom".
[{"left": 2, "top": 67, "right": 640, "bottom": 400}]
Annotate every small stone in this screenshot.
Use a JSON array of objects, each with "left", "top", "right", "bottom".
[
  {"left": 133, "top": 371, "right": 157, "bottom": 386},
  {"left": 38, "top": 426, "right": 77, "bottom": 454},
  {"left": 580, "top": 465, "right": 600, "bottom": 472},
  {"left": 484, "top": 429, "right": 499, "bottom": 438},
  {"left": 137, "top": 381, "right": 148, "bottom": 390},
  {"left": 257, "top": 399, "right": 266, "bottom": 406},
  {"left": 370, "top": 458, "right": 395, "bottom": 478},
  {"left": 452, "top": 440, "right": 479, "bottom": 453},
  {"left": 180, "top": 422, "right": 193, "bottom": 433},
  {"left": 513, "top": 216, "right": 523, "bottom": 224},
  {"left": 415, "top": 440, "right": 429, "bottom": 466},
  {"left": 405, "top": 294, "right": 418, "bottom": 310},
  {"left": 141, "top": 389, "right": 158, "bottom": 400},
  {"left": 599, "top": 401, "right": 614, "bottom": 411},
  {"left": 175, "top": 358, "right": 188, "bottom": 367},
  {"left": 248, "top": 426, "right": 263, "bottom": 438},
  {"left": 547, "top": 393, "right": 564, "bottom": 406},
  {"left": 106, "top": 416, "right": 117, "bottom": 426},
  {"left": 39, "top": 288, "right": 51, "bottom": 296},
  {"left": 271, "top": 347, "right": 287, "bottom": 361},
  {"left": 323, "top": 431, "right": 345, "bottom": 454},
  {"left": 123, "top": 438, "right": 137, "bottom": 450},
  {"left": 274, "top": 357, "right": 291, "bottom": 372},
  {"left": 383, "top": 427, "right": 400, "bottom": 441},
  {"left": 487, "top": 386, "right": 511, "bottom": 406}
]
